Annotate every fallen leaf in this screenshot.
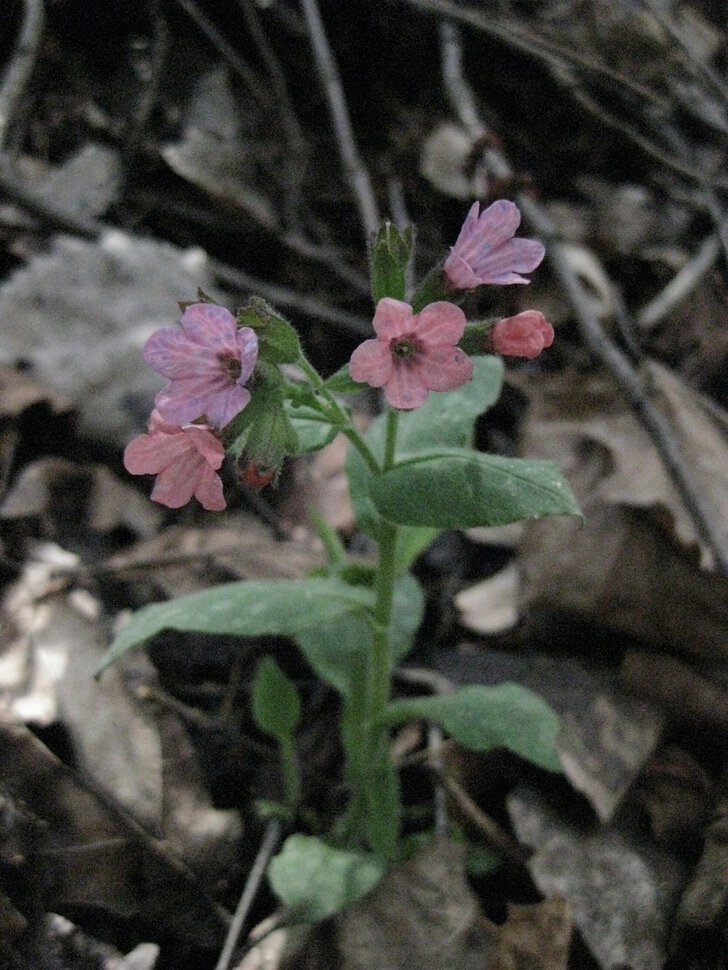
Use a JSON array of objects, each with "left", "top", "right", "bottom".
[
  {"left": 517, "top": 370, "right": 728, "bottom": 658},
  {"left": 488, "top": 896, "right": 572, "bottom": 970},
  {"left": 508, "top": 787, "right": 685, "bottom": 970},
  {"left": 0, "top": 232, "right": 214, "bottom": 444}
]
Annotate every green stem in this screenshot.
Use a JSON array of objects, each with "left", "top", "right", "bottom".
[
  {"left": 362, "top": 408, "right": 401, "bottom": 859},
  {"left": 298, "top": 355, "right": 380, "bottom": 475}
]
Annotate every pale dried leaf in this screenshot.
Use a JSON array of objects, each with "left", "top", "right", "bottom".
[
  {"left": 508, "top": 788, "right": 685, "bottom": 970},
  {"left": 455, "top": 565, "right": 520, "bottom": 635},
  {"left": 420, "top": 123, "right": 488, "bottom": 200},
  {"left": 161, "top": 65, "right": 275, "bottom": 227},
  {"left": 435, "top": 649, "right": 663, "bottom": 823},
  {"left": 0, "top": 233, "right": 213, "bottom": 444}
]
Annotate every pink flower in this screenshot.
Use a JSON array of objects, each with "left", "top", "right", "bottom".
[
  {"left": 124, "top": 411, "right": 226, "bottom": 511},
  {"left": 444, "top": 200, "right": 545, "bottom": 290},
  {"left": 144, "top": 303, "right": 258, "bottom": 429},
  {"left": 349, "top": 298, "right": 473, "bottom": 410},
  {"left": 489, "top": 311, "right": 554, "bottom": 359}
]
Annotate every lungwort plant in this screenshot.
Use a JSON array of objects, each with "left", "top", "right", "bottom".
[{"left": 100, "top": 200, "right": 580, "bottom": 921}]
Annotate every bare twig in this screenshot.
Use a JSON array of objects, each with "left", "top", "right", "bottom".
[
  {"left": 637, "top": 234, "right": 720, "bottom": 331},
  {"left": 172, "top": 0, "right": 272, "bottom": 111},
  {"left": 521, "top": 194, "right": 728, "bottom": 575},
  {"left": 405, "top": 0, "right": 728, "bottom": 190},
  {"left": 430, "top": 766, "right": 529, "bottom": 866},
  {"left": 0, "top": 0, "right": 45, "bottom": 151},
  {"left": 438, "top": 19, "right": 728, "bottom": 575},
  {"left": 212, "top": 259, "right": 371, "bottom": 335},
  {"left": 299, "top": 0, "right": 381, "bottom": 239},
  {"left": 234, "top": 0, "right": 309, "bottom": 231},
  {"left": 214, "top": 819, "right": 282, "bottom": 970}
]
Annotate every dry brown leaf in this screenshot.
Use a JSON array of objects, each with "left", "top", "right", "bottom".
[
  {"left": 105, "top": 516, "right": 324, "bottom": 599},
  {"left": 0, "top": 724, "right": 228, "bottom": 946},
  {"left": 488, "top": 896, "right": 572, "bottom": 970},
  {"left": 0, "top": 458, "right": 161, "bottom": 537},
  {"left": 1, "top": 542, "right": 241, "bottom": 876},
  {"left": 517, "top": 370, "right": 728, "bottom": 657}
]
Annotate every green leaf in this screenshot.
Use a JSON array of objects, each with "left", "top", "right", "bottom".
[
  {"left": 252, "top": 656, "right": 301, "bottom": 740},
  {"left": 369, "top": 448, "right": 582, "bottom": 529},
  {"left": 324, "top": 365, "right": 367, "bottom": 395},
  {"left": 97, "top": 578, "right": 375, "bottom": 675},
  {"left": 346, "top": 356, "right": 504, "bottom": 552},
  {"left": 294, "top": 572, "right": 424, "bottom": 699},
  {"left": 369, "top": 222, "right": 413, "bottom": 303},
  {"left": 285, "top": 401, "right": 339, "bottom": 453},
  {"left": 268, "top": 835, "right": 385, "bottom": 923},
  {"left": 381, "top": 683, "right": 563, "bottom": 772}
]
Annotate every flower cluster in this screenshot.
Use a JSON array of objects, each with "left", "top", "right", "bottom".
[
  {"left": 125, "top": 200, "right": 553, "bottom": 509},
  {"left": 351, "top": 199, "right": 550, "bottom": 408},
  {"left": 125, "top": 303, "right": 258, "bottom": 511}
]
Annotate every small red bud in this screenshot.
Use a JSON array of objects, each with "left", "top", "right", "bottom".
[{"left": 239, "top": 461, "right": 275, "bottom": 490}]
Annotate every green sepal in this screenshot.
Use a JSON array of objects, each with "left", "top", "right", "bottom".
[
  {"left": 370, "top": 221, "right": 414, "bottom": 303},
  {"left": 324, "top": 364, "right": 367, "bottom": 395},
  {"left": 410, "top": 265, "right": 463, "bottom": 313},
  {"left": 236, "top": 296, "right": 301, "bottom": 364}
]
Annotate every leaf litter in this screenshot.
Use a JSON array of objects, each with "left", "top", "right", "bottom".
[{"left": 1, "top": 1, "right": 728, "bottom": 968}]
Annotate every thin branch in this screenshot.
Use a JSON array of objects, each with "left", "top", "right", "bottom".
[
  {"left": 0, "top": 0, "right": 45, "bottom": 151},
  {"left": 212, "top": 259, "right": 371, "bottom": 336},
  {"left": 234, "top": 0, "right": 309, "bottom": 230},
  {"left": 173, "top": 0, "right": 272, "bottom": 110},
  {"left": 299, "top": 0, "right": 381, "bottom": 239},
  {"left": 214, "top": 819, "right": 282, "bottom": 970},
  {"left": 637, "top": 234, "right": 720, "bottom": 331}
]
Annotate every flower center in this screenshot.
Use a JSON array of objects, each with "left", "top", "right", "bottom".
[
  {"left": 218, "top": 353, "right": 242, "bottom": 381},
  {"left": 391, "top": 337, "right": 421, "bottom": 359}
]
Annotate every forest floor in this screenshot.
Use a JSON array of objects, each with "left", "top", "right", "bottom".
[{"left": 0, "top": 2, "right": 727, "bottom": 969}]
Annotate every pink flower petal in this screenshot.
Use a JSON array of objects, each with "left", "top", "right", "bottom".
[
  {"left": 235, "top": 326, "right": 259, "bottom": 380},
  {"left": 349, "top": 338, "right": 394, "bottom": 387},
  {"left": 418, "top": 345, "right": 474, "bottom": 392},
  {"left": 444, "top": 200, "right": 544, "bottom": 290},
  {"left": 154, "top": 376, "right": 251, "bottom": 427},
  {"left": 143, "top": 328, "right": 222, "bottom": 378},
  {"left": 413, "top": 302, "right": 467, "bottom": 345},
  {"left": 150, "top": 449, "right": 201, "bottom": 507},
  {"left": 124, "top": 431, "right": 187, "bottom": 475},
  {"left": 383, "top": 361, "right": 430, "bottom": 410},
  {"left": 185, "top": 425, "right": 226, "bottom": 469},
  {"left": 180, "top": 303, "right": 239, "bottom": 353},
  {"left": 194, "top": 463, "right": 227, "bottom": 511},
  {"left": 371, "top": 298, "right": 414, "bottom": 340}
]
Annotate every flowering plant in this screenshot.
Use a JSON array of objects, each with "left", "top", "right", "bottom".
[{"left": 101, "top": 201, "right": 579, "bottom": 920}]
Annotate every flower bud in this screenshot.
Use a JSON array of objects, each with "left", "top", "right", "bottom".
[{"left": 489, "top": 311, "right": 554, "bottom": 359}]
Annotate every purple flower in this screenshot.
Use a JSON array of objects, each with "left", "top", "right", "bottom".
[
  {"left": 144, "top": 303, "right": 258, "bottom": 429},
  {"left": 124, "top": 411, "right": 226, "bottom": 511},
  {"left": 349, "top": 298, "right": 473, "bottom": 410},
  {"left": 444, "top": 200, "right": 545, "bottom": 290}
]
